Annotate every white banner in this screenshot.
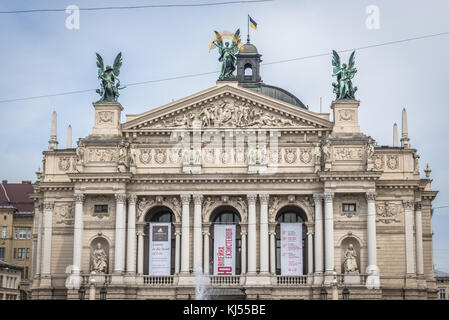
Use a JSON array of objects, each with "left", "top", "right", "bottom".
[
  {"left": 213, "top": 224, "right": 235, "bottom": 275},
  {"left": 149, "top": 222, "right": 171, "bottom": 275},
  {"left": 280, "top": 223, "right": 303, "bottom": 275}
]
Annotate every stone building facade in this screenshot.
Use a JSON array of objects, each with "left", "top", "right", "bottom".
[{"left": 30, "top": 42, "right": 438, "bottom": 300}]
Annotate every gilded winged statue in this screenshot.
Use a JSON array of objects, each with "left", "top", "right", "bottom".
[
  {"left": 213, "top": 29, "right": 241, "bottom": 80},
  {"left": 332, "top": 50, "right": 357, "bottom": 100},
  {"left": 95, "top": 52, "right": 124, "bottom": 103}
]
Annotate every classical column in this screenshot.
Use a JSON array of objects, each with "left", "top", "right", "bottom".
[
  {"left": 42, "top": 202, "right": 54, "bottom": 276},
  {"left": 137, "top": 231, "right": 144, "bottom": 275},
  {"left": 126, "top": 195, "right": 137, "bottom": 274},
  {"left": 203, "top": 231, "right": 210, "bottom": 275},
  {"left": 323, "top": 192, "right": 335, "bottom": 279},
  {"left": 403, "top": 200, "right": 416, "bottom": 275},
  {"left": 259, "top": 194, "right": 269, "bottom": 274},
  {"left": 307, "top": 231, "right": 314, "bottom": 275},
  {"left": 366, "top": 192, "right": 378, "bottom": 269},
  {"left": 269, "top": 232, "right": 276, "bottom": 274},
  {"left": 247, "top": 194, "right": 257, "bottom": 274},
  {"left": 193, "top": 195, "right": 203, "bottom": 273},
  {"left": 241, "top": 231, "right": 247, "bottom": 275},
  {"left": 415, "top": 202, "right": 424, "bottom": 276},
  {"left": 313, "top": 193, "right": 324, "bottom": 277},
  {"left": 34, "top": 203, "right": 43, "bottom": 277},
  {"left": 72, "top": 194, "right": 85, "bottom": 275},
  {"left": 180, "top": 194, "right": 191, "bottom": 274},
  {"left": 114, "top": 193, "right": 127, "bottom": 273}
]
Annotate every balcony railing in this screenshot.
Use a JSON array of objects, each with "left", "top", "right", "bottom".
[
  {"left": 210, "top": 275, "right": 242, "bottom": 286},
  {"left": 143, "top": 275, "right": 174, "bottom": 285},
  {"left": 276, "top": 275, "right": 310, "bottom": 285}
]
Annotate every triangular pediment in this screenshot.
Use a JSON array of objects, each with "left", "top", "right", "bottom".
[{"left": 122, "top": 83, "right": 332, "bottom": 132}]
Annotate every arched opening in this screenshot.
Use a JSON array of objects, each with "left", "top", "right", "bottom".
[
  {"left": 144, "top": 206, "right": 176, "bottom": 275},
  {"left": 89, "top": 236, "right": 110, "bottom": 274},
  {"left": 244, "top": 63, "right": 253, "bottom": 80},
  {"left": 275, "top": 205, "right": 309, "bottom": 275},
  {"left": 209, "top": 206, "right": 242, "bottom": 275}
]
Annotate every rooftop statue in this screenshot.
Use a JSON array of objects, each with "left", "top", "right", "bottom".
[
  {"left": 95, "top": 52, "right": 124, "bottom": 103},
  {"left": 212, "top": 29, "right": 241, "bottom": 80},
  {"left": 332, "top": 50, "right": 357, "bottom": 100}
]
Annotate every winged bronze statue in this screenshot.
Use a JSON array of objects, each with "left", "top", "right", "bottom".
[
  {"left": 332, "top": 50, "right": 357, "bottom": 100},
  {"left": 212, "top": 29, "right": 241, "bottom": 80},
  {"left": 95, "top": 52, "right": 125, "bottom": 103}
]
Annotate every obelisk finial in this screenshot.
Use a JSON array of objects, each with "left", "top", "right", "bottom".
[
  {"left": 48, "top": 111, "right": 58, "bottom": 151},
  {"left": 400, "top": 108, "right": 410, "bottom": 148},
  {"left": 393, "top": 123, "right": 399, "bottom": 147},
  {"left": 67, "top": 125, "right": 72, "bottom": 148}
]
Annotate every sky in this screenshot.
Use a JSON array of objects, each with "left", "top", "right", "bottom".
[{"left": 0, "top": 0, "right": 448, "bottom": 271}]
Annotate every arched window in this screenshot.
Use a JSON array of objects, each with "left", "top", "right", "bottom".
[
  {"left": 144, "top": 206, "right": 176, "bottom": 275},
  {"left": 275, "top": 206, "right": 308, "bottom": 275},
  {"left": 244, "top": 63, "right": 253, "bottom": 80},
  {"left": 210, "top": 206, "right": 242, "bottom": 275}
]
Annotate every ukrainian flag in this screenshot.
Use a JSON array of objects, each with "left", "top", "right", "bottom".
[{"left": 249, "top": 15, "right": 257, "bottom": 30}]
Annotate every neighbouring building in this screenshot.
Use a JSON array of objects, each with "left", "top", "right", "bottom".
[
  {"left": 0, "top": 259, "right": 24, "bottom": 300},
  {"left": 31, "top": 40, "right": 438, "bottom": 300},
  {"left": 435, "top": 269, "right": 449, "bottom": 300},
  {"left": 0, "top": 180, "right": 34, "bottom": 299}
]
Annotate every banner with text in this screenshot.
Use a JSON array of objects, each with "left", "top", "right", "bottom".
[
  {"left": 149, "top": 222, "right": 171, "bottom": 275},
  {"left": 213, "top": 224, "right": 236, "bottom": 275},
  {"left": 280, "top": 223, "right": 303, "bottom": 275}
]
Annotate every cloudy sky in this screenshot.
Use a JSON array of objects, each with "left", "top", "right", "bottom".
[{"left": 1, "top": 0, "right": 448, "bottom": 271}]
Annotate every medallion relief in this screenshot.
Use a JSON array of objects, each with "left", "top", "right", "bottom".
[
  {"left": 376, "top": 201, "right": 401, "bottom": 224},
  {"left": 54, "top": 203, "right": 74, "bottom": 225},
  {"left": 386, "top": 155, "right": 399, "bottom": 170}
]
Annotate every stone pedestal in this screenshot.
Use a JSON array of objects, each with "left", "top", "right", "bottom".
[
  {"left": 344, "top": 272, "right": 361, "bottom": 284},
  {"left": 92, "top": 102, "right": 123, "bottom": 137},
  {"left": 331, "top": 100, "right": 360, "bottom": 135}
]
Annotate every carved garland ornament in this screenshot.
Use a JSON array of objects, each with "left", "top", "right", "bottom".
[
  {"left": 386, "top": 155, "right": 399, "bottom": 170},
  {"left": 376, "top": 201, "right": 400, "bottom": 224},
  {"left": 58, "top": 157, "right": 71, "bottom": 171},
  {"left": 139, "top": 149, "right": 152, "bottom": 164},
  {"left": 154, "top": 149, "right": 167, "bottom": 164},
  {"left": 372, "top": 155, "right": 385, "bottom": 170},
  {"left": 284, "top": 148, "right": 297, "bottom": 164},
  {"left": 54, "top": 203, "right": 74, "bottom": 225},
  {"left": 299, "top": 148, "right": 313, "bottom": 164}
]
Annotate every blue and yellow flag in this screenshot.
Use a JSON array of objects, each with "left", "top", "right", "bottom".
[{"left": 249, "top": 15, "right": 257, "bottom": 30}]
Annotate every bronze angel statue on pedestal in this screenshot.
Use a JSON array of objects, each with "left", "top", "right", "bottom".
[
  {"left": 332, "top": 50, "right": 357, "bottom": 100},
  {"left": 95, "top": 52, "right": 124, "bottom": 103},
  {"left": 212, "top": 29, "right": 241, "bottom": 80}
]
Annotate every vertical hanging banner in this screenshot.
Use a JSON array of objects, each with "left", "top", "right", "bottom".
[
  {"left": 280, "top": 223, "right": 303, "bottom": 275},
  {"left": 149, "top": 222, "right": 171, "bottom": 275},
  {"left": 213, "top": 224, "right": 235, "bottom": 275}
]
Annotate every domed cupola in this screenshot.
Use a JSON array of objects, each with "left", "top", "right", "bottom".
[{"left": 236, "top": 39, "right": 262, "bottom": 86}]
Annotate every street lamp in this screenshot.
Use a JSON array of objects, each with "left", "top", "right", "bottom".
[
  {"left": 78, "top": 286, "right": 86, "bottom": 300},
  {"left": 100, "top": 286, "right": 107, "bottom": 300},
  {"left": 342, "top": 288, "right": 350, "bottom": 300},
  {"left": 320, "top": 288, "right": 328, "bottom": 300}
]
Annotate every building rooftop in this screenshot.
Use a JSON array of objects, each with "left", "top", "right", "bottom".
[
  {"left": 435, "top": 269, "right": 449, "bottom": 278},
  {"left": 0, "top": 180, "right": 34, "bottom": 214}
]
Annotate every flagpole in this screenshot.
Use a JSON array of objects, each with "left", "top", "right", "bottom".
[{"left": 247, "top": 14, "right": 250, "bottom": 43}]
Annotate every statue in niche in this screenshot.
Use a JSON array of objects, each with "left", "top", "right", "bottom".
[
  {"left": 322, "top": 140, "right": 331, "bottom": 162},
  {"left": 76, "top": 140, "right": 85, "bottom": 165},
  {"left": 91, "top": 243, "right": 108, "bottom": 273},
  {"left": 343, "top": 244, "right": 358, "bottom": 273}
]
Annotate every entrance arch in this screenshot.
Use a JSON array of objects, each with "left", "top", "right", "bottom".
[
  {"left": 209, "top": 205, "right": 242, "bottom": 275},
  {"left": 275, "top": 205, "right": 309, "bottom": 275},
  {"left": 144, "top": 206, "right": 176, "bottom": 275}
]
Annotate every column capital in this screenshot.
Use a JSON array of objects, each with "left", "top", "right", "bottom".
[
  {"left": 193, "top": 194, "right": 204, "bottom": 205},
  {"left": 136, "top": 231, "right": 145, "bottom": 237},
  {"left": 128, "top": 194, "right": 138, "bottom": 204},
  {"left": 247, "top": 194, "right": 257, "bottom": 204},
  {"left": 268, "top": 231, "right": 276, "bottom": 236},
  {"left": 114, "top": 193, "right": 127, "bottom": 203},
  {"left": 202, "top": 231, "right": 210, "bottom": 236},
  {"left": 175, "top": 231, "right": 182, "bottom": 236},
  {"left": 313, "top": 193, "right": 324, "bottom": 202},
  {"left": 415, "top": 202, "right": 422, "bottom": 211},
  {"left": 241, "top": 231, "right": 248, "bottom": 236},
  {"left": 323, "top": 192, "right": 334, "bottom": 202},
  {"left": 402, "top": 200, "right": 414, "bottom": 210},
  {"left": 366, "top": 192, "right": 376, "bottom": 201},
  {"left": 73, "top": 193, "right": 85, "bottom": 203},
  {"left": 43, "top": 201, "right": 54, "bottom": 210},
  {"left": 307, "top": 231, "right": 314, "bottom": 236},
  {"left": 180, "top": 194, "right": 191, "bottom": 205},
  {"left": 259, "top": 194, "right": 270, "bottom": 204}
]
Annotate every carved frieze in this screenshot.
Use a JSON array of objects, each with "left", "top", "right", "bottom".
[
  {"left": 54, "top": 203, "right": 74, "bottom": 225},
  {"left": 58, "top": 156, "right": 71, "bottom": 171},
  {"left": 386, "top": 155, "right": 399, "bottom": 170},
  {"left": 139, "top": 149, "right": 152, "bottom": 164},
  {"left": 284, "top": 148, "right": 297, "bottom": 164},
  {"left": 88, "top": 148, "right": 117, "bottom": 163},
  {"left": 154, "top": 149, "right": 167, "bottom": 164},
  {"left": 338, "top": 109, "right": 355, "bottom": 121},
  {"left": 299, "top": 148, "right": 313, "bottom": 164},
  {"left": 333, "top": 147, "right": 363, "bottom": 161},
  {"left": 96, "top": 111, "right": 113, "bottom": 125},
  {"left": 372, "top": 155, "right": 384, "bottom": 170}
]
